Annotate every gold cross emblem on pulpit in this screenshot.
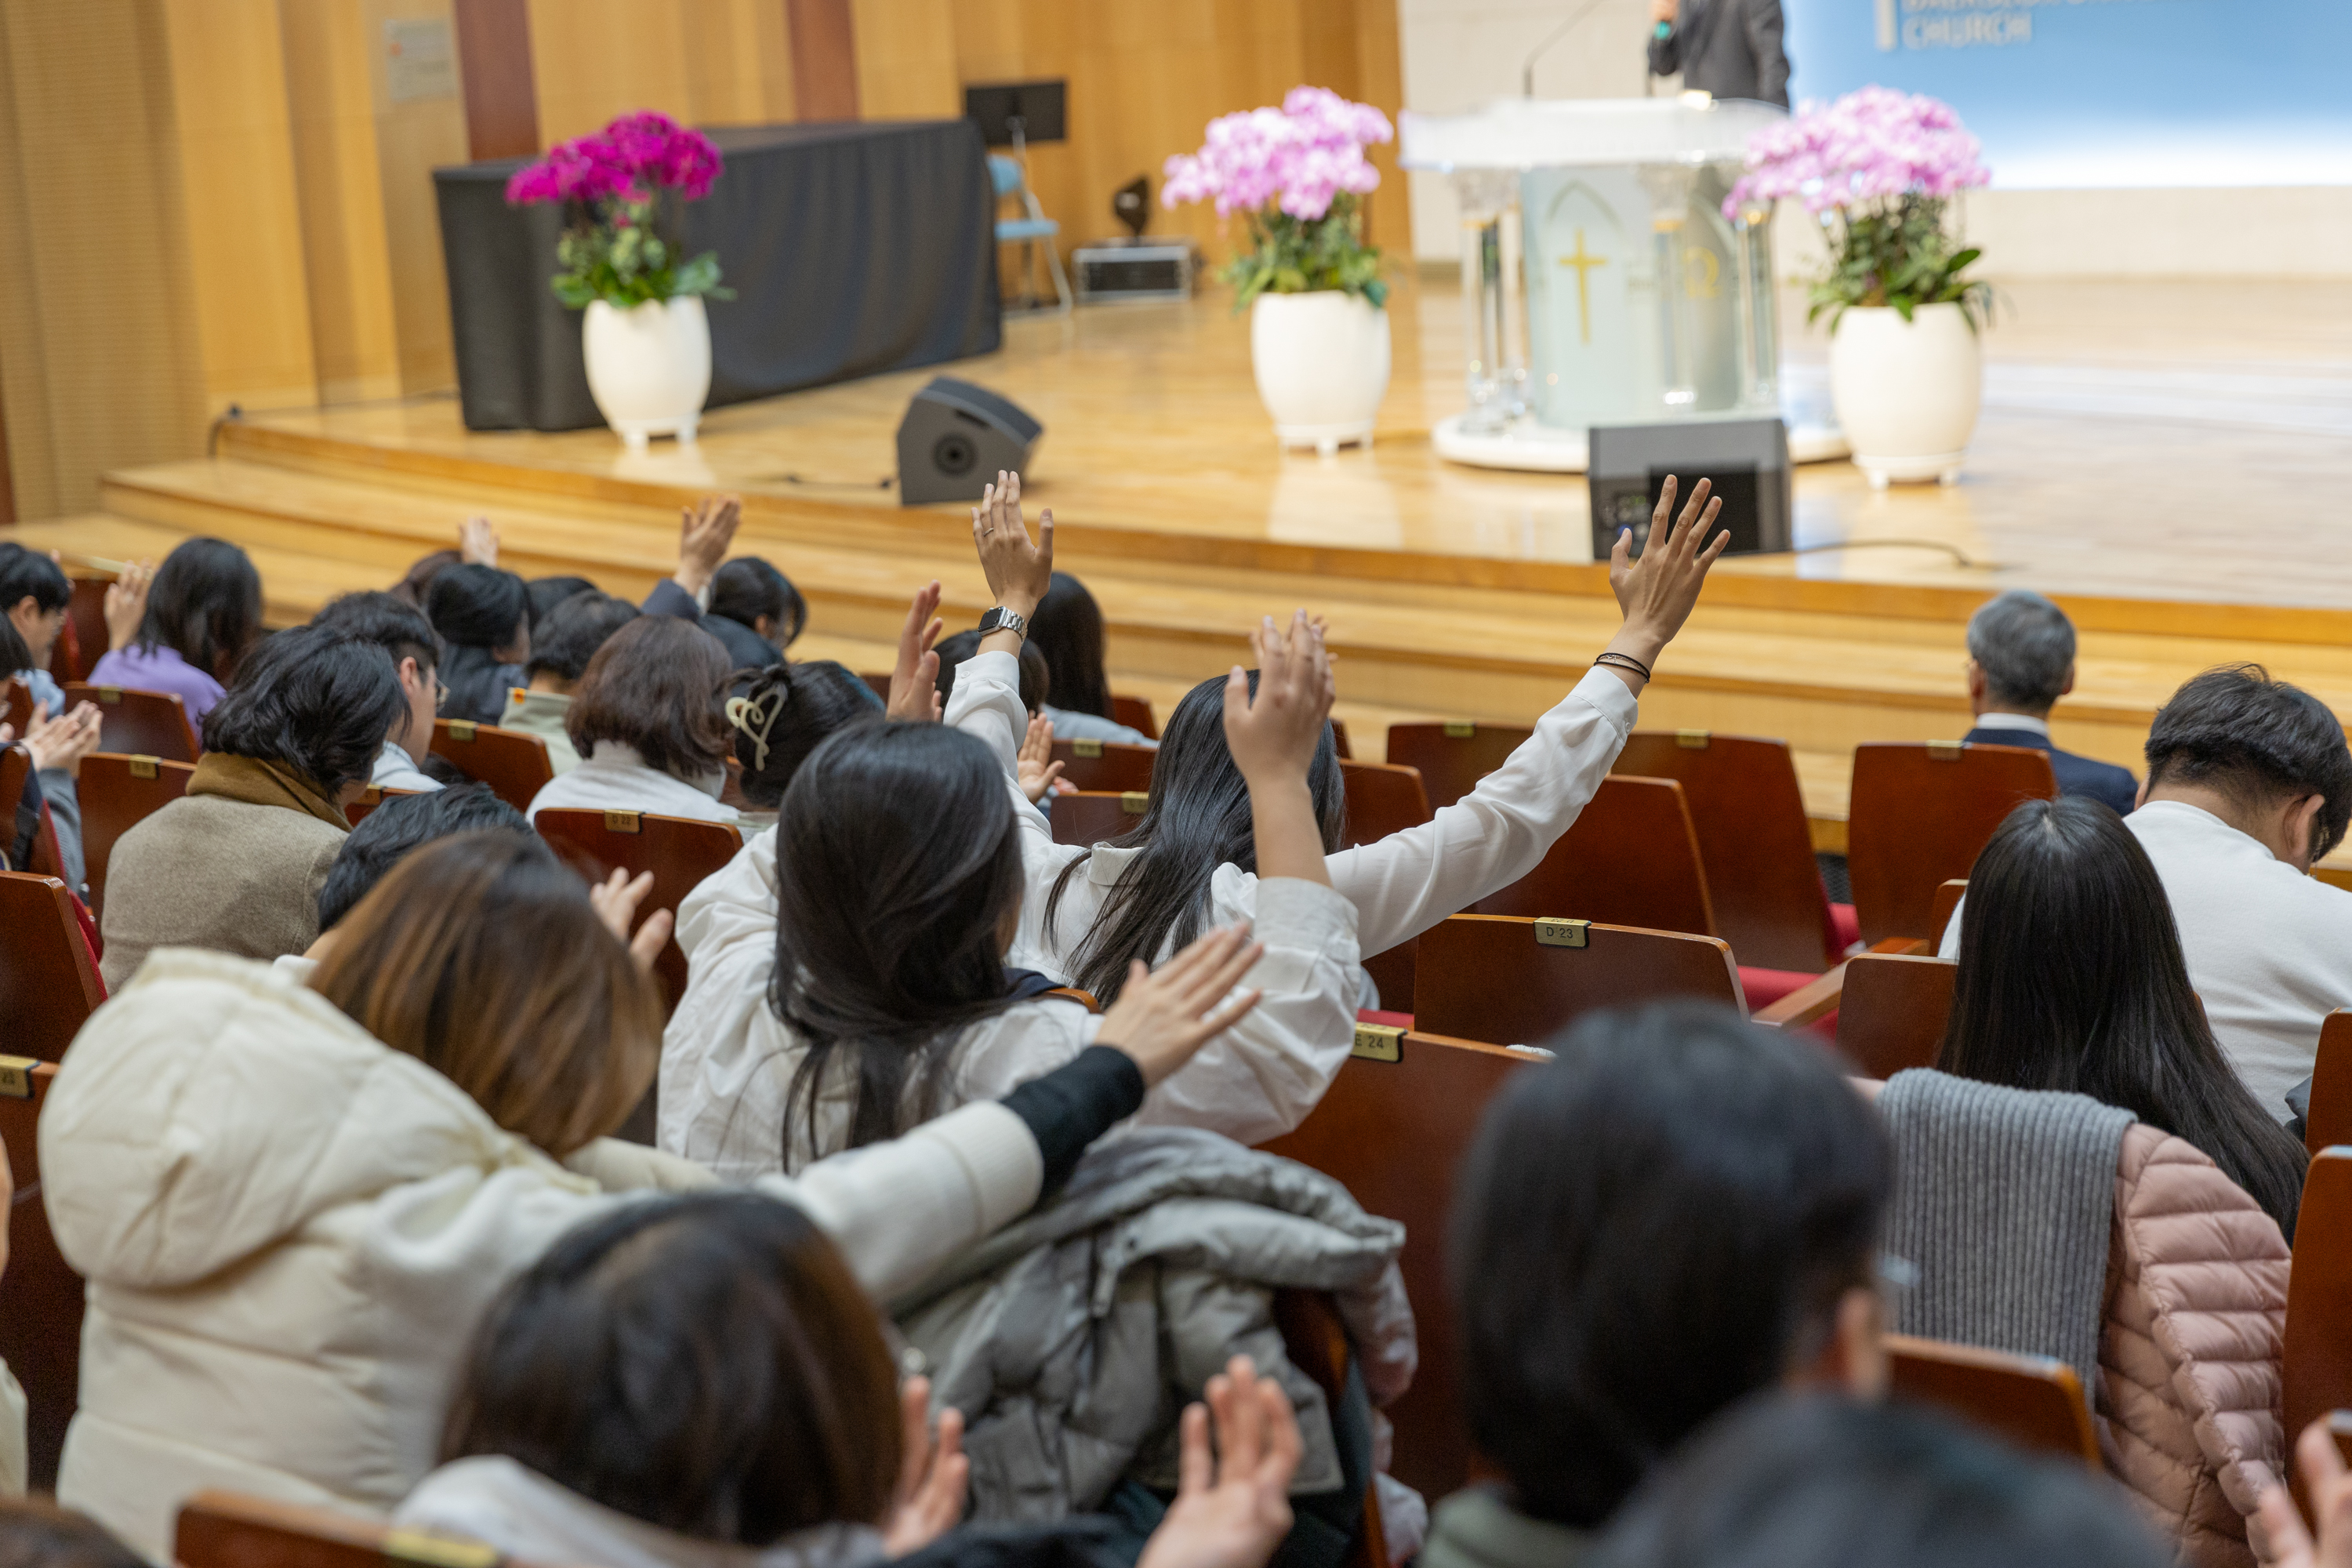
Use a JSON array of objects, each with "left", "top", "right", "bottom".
[{"left": 1559, "top": 230, "right": 1607, "bottom": 346}]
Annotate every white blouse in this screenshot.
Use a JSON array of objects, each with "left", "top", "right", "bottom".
[{"left": 524, "top": 739, "right": 739, "bottom": 826}]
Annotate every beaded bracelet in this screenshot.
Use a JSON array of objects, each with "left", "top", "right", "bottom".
[{"left": 1593, "top": 651, "right": 1653, "bottom": 680}]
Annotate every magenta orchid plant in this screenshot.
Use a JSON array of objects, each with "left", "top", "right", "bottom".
[
  {"left": 1726, "top": 87, "right": 1992, "bottom": 330},
  {"left": 506, "top": 111, "right": 729, "bottom": 310},
  {"left": 1161, "top": 87, "right": 1393, "bottom": 309}
]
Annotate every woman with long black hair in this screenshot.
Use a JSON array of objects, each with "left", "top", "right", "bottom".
[{"left": 1937, "top": 796, "right": 2307, "bottom": 1237}]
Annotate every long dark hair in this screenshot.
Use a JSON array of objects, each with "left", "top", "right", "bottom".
[
  {"left": 1031, "top": 572, "right": 1114, "bottom": 718},
  {"left": 770, "top": 723, "right": 1026, "bottom": 1160},
  {"left": 710, "top": 557, "right": 808, "bottom": 648},
  {"left": 728, "top": 659, "right": 883, "bottom": 808},
  {"left": 1940, "top": 797, "right": 2307, "bottom": 1237},
  {"left": 140, "top": 537, "right": 262, "bottom": 682},
  {"left": 1044, "top": 668, "right": 1345, "bottom": 1006}
]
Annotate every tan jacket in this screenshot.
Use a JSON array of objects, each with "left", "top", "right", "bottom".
[
  {"left": 2100, "top": 1123, "right": 2290, "bottom": 1568},
  {"left": 96, "top": 794, "right": 344, "bottom": 990}
]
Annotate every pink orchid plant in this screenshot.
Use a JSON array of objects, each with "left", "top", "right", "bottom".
[
  {"left": 506, "top": 111, "right": 728, "bottom": 310},
  {"left": 1727, "top": 87, "right": 1992, "bottom": 330},
  {"left": 1162, "top": 86, "right": 1393, "bottom": 308}
]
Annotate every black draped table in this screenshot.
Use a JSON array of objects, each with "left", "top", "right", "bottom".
[{"left": 434, "top": 119, "right": 1003, "bottom": 432}]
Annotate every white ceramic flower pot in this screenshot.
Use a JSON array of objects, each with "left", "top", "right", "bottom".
[
  {"left": 583, "top": 296, "right": 712, "bottom": 452},
  {"left": 1250, "top": 291, "right": 1391, "bottom": 456},
  {"left": 1828, "top": 301, "right": 1983, "bottom": 488}
]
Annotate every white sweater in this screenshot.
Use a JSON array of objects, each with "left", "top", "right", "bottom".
[
  {"left": 1940, "top": 800, "right": 2352, "bottom": 1121},
  {"left": 525, "top": 740, "right": 739, "bottom": 825},
  {"left": 42, "top": 951, "right": 1044, "bottom": 1561}
]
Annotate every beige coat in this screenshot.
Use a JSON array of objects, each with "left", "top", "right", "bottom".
[
  {"left": 2100, "top": 1123, "right": 2291, "bottom": 1568},
  {"left": 96, "top": 794, "right": 344, "bottom": 990}
]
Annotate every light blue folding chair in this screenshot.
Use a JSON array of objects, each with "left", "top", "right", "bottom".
[{"left": 990, "top": 154, "right": 1072, "bottom": 314}]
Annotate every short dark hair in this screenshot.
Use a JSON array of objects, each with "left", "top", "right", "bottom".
[
  {"left": 1965, "top": 590, "right": 2075, "bottom": 713},
  {"left": 1032, "top": 572, "right": 1114, "bottom": 719},
  {"left": 1450, "top": 1003, "right": 1892, "bottom": 1528},
  {"left": 390, "top": 549, "right": 460, "bottom": 609},
  {"left": 0, "top": 1496, "right": 149, "bottom": 1568},
  {"left": 0, "top": 543, "right": 71, "bottom": 617},
  {"left": 566, "top": 615, "right": 734, "bottom": 779},
  {"left": 933, "top": 628, "right": 1048, "bottom": 713},
  {"left": 710, "top": 558, "right": 808, "bottom": 648},
  {"left": 311, "top": 590, "right": 438, "bottom": 673},
  {"left": 2145, "top": 664, "right": 2352, "bottom": 860},
  {"left": 200, "top": 624, "right": 408, "bottom": 795},
  {"left": 441, "top": 1191, "right": 902, "bottom": 1543},
  {"left": 316, "top": 783, "right": 537, "bottom": 931},
  {"left": 728, "top": 659, "right": 883, "bottom": 808},
  {"left": 140, "top": 537, "right": 263, "bottom": 682},
  {"left": 425, "top": 563, "right": 530, "bottom": 651},
  {"left": 1591, "top": 1393, "right": 2168, "bottom": 1568},
  {"left": 527, "top": 575, "right": 599, "bottom": 627},
  {"left": 526, "top": 590, "right": 639, "bottom": 683}
]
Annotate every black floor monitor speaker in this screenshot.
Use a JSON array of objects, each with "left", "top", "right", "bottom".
[
  {"left": 1588, "top": 418, "right": 1791, "bottom": 560},
  {"left": 896, "top": 378, "right": 1044, "bottom": 506}
]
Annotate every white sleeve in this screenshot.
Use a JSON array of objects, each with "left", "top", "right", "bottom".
[
  {"left": 943, "top": 646, "right": 1088, "bottom": 976},
  {"left": 944, "top": 648, "right": 1029, "bottom": 773},
  {"left": 1937, "top": 895, "right": 1965, "bottom": 960},
  {"left": 673, "top": 829, "right": 779, "bottom": 967},
  {"left": 1331, "top": 668, "right": 1638, "bottom": 956},
  {"left": 1131, "top": 874, "right": 1362, "bottom": 1145}
]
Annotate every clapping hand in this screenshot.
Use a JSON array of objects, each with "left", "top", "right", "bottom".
[
  {"left": 971, "top": 470, "right": 1053, "bottom": 621},
  {"left": 12, "top": 702, "right": 104, "bottom": 779},
  {"left": 1018, "top": 713, "right": 1064, "bottom": 803},
  {"left": 587, "top": 869, "right": 672, "bottom": 975},
  {"left": 103, "top": 561, "right": 155, "bottom": 653},
  {"left": 1137, "top": 1357, "right": 1305, "bottom": 1568},
  {"left": 888, "top": 582, "right": 946, "bottom": 722},
  {"left": 882, "top": 1375, "right": 968, "bottom": 1556}
]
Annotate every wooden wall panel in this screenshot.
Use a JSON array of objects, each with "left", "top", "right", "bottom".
[
  {"left": 682, "top": 0, "right": 797, "bottom": 125},
  {"left": 525, "top": 0, "right": 696, "bottom": 143},
  {"left": 852, "top": 0, "right": 959, "bottom": 121},
  {"left": 453, "top": 0, "right": 539, "bottom": 158}
]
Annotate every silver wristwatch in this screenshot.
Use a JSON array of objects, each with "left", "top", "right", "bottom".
[{"left": 978, "top": 606, "right": 1029, "bottom": 639}]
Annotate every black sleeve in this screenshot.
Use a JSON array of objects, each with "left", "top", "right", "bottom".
[
  {"left": 641, "top": 577, "right": 704, "bottom": 622},
  {"left": 1000, "top": 1046, "right": 1146, "bottom": 1194},
  {"left": 1748, "top": 0, "right": 1790, "bottom": 107}
]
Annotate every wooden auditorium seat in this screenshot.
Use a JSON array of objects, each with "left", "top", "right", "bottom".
[
  {"left": 533, "top": 810, "right": 743, "bottom": 1013},
  {"left": 1328, "top": 719, "right": 1352, "bottom": 760},
  {"left": 1338, "top": 758, "right": 1431, "bottom": 850},
  {"left": 1261, "top": 1028, "right": 1534, "bottom": 1500},
  {"left": 1049, "top": 737, "right": 1156, "bottom": 794},
  {"left": 1051, "top": 789, "right": 1146, "bottom": 848},
  {"left": 1109, "top": 695, "right": 1159, "bottom": 739},
  {"left": 0, "top": 1058, "right": 82, "bottom": 1490},
  {"left": 0, "top": 747, "right": 27, "bottom": 851},
  {"left": 2282, "top": 1149, "right": 2352, "bottom": 1455},
  {"left": 1614, "top": 730, "right": 1840, "bottom": 972},
  {"left": 177, "top": 1490, "right": 532, "bottom": 1568},
  {"left": 1, "top": 681, "right": 28, "bottom": 738},
  {"left": 1385, "top": 721, "right": 1531, "bottom": 811},
  {"left": 63, "top": 682, "right": 200, "bottom": 763},
  {"left": 1412, "top": 914, "right": 1743, "bottom": 1046},
  {"left": 1472, "top": 775, "right": 1715, "bottom": 939},
  {"left": 1929, "top": 878, "right": 1969, "bottom": 950},
  {"left": 62, "top": 576, "right": 110, "bottom": 684},
  {"left": 860, "top": 671, "right": 892, "bottom": 703},
  {"left": 1833, "top": 953, "right": 1959, "bottom": 1080},
  {"left": 1274, "top": 1289, "right": 1390, "bottom": 1568},
  {"left": 2303, "top": 1011, "right": 2352, "bottom": 1157},
  {"left": 74, "top": 752, "right": 194, "bottom": 920},
  {"left": 0, "top": 873, "right": 105, "bottom": 1059},
  {"left": 428, "top": 718, "right": 554, "bottom": 813},
  {"left": 343, "top": 786, "right": 422, "bottom": 827},
  {"left": 1886, "top": 1334, "right": 2100, "bottom": 1465},
  {"left": 1847, "top": 742, "right": 2057, "bottom": 944}
]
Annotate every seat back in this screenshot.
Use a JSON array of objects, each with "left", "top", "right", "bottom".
[
  {"left": 0, "top": 873, "right": 104, "bottom": 1059},
  {"left": 2305, "top": 1011, "right": 2352, "bottom": 1157},
  {"left": 61, "top": 578, "right": 110, "bottom": 684},
  {"left": 1051, "top": 789, "right": 1147, "bottom": 848},
  {"left": 429, "top": 718, "right": 554, "bottom": 813},
  {"left": 1472, "top": 775, "right": 1716, "bottom": 938},
  {"left": 1836, "top": 953, "right": 1959, "bottom": 1080},
  {"left": 534, "top": 809, "right": 743, "bottom": 1012},
  {"left": 2287, "top": 1149, "right": 2352, "bottom": 1450},
  {"left": 1274, "top": 1290, "right": 1390, "bottom": 1568},
  {"left": 1848, "top": 742, "right": 2056, "bottom": 944},
  {"left": 1614, "top": 731, "right": 1832, "bottom": 971},
  {"left": 178, "top": 1490, "right": 536, "bottom": 1568},
  {"left": 1, "top": 682, "right": 27, "bottom": 738},
  {"left": 75, "top": 752, "right": 195, "bottom": 920},
  {"left": 1930, "top": 878, "right": 1969, "bottom": 950},
  {"left": 1886, "top": 1334, "right": 2100, "bottom": 1465},
  {"left": 1050, "top": 737, "right": 1156, "bottom": 793},
  {"left": 63, "top": 683, "right": 200, "bottom": 763},
  {"left": 0, "top": 1058, "right": 82, "bottom": 1489},
  {"left": 1109, "top": 695, "right": 1159, "bottom": 739},
  {"left": 1413, "top": 914, "right": 1743, "bottom": 1045},
  {"left": 0, "top": 748, "right": 27, "bottom": 858},
  {"left": 1338, "top": 759, "right": 1431, "bottom": 850},
  {"left": 1261, "top": 1029, "right": 1534, "bottom": 1500},
  {"left": 1384, "top": 721, "right": 1531, "bottom": 811}
]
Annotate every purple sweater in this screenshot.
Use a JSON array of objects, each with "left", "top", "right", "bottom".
[{"left": 85, "top": 644, "right": 224, "bottom": 735}]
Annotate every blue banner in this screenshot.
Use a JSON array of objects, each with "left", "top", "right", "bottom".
[{"left": 1784, "top": 0, "right": 2352, "bottom": 187}]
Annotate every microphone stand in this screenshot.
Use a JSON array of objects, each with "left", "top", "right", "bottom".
[{"left": 1520, "top": 0, "right": 1617, "bottom": 97}]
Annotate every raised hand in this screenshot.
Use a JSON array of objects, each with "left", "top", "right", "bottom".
[
  {"left": 20, "top": 702, "right": 103, "bottom": 778},
  {"left": 2257, "top": 1416, "right": 2352, "bottom": 1568},
  {"left": 970, "top": 470, "right": 1054, "bottom": 620},
  {"left": 1223, "top": 612, "right": 1333, "bottom": 789},
  {"left": 1018, "top": 712, "right": 1064, "bottom": 804},
  {"left": 103, "top": 560, "right": 155, "bottom": 653},
  {"left": 587, "top": 868, "right": 672, "bottom": 975},
  {"left": 459, "top": 516, "right": 499, "bottom": 567},
  {"left": 887, "top": 581, "right": 946, "bottom": 722},
  {"left": 882, "top": 1375, "right": 969, "bottom": 1557},
  {"left": 1096, "top": 924, "right": 1268, "bottom": 1088},
  {"left": 676, "top": 494, "right": 743, "bottom": 597},
  {"left": 1137, "top": 1357, "right": 1305, "bottom": 1568},
  {"left": 1603, "top": 474, "right": 1731, "bottom": 688}
]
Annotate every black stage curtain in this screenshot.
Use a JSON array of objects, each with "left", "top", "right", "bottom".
[{"left": 434, "top": 119, "right": 1003, "bottom": 432}]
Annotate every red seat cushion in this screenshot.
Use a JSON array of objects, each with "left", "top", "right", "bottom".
[
  {"left": 1737, "top": 966, "right": 1818, "bottom": 1011},
  {"left": 1828, "top": 900, "right": 1860, "bottom": 954},
  {"left": 1356, "top": 1008, "right": 1414, "bottom": 1030}
]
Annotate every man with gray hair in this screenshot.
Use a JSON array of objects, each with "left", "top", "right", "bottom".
[{"left": 1962, "top": 590, "right": 2138, "bottom": 816}]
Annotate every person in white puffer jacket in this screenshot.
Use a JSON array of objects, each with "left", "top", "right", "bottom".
[{"left": 42, "top": 832, "right": 1259, "bottom": 1563}]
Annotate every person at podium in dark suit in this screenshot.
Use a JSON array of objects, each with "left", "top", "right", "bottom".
[
  {"left": 1648, "top": 0, "right": 1790, "bottom": 107},
  {"left": 1962, "top": 590, "right": 2138, "bottom": 818}
]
